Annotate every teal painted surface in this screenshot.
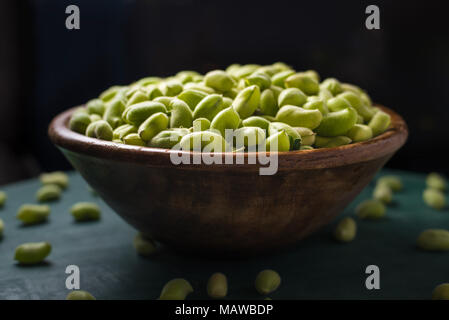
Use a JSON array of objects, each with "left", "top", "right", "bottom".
[{"left": 0, "top": 170, "right": 447, "bottom": 300}]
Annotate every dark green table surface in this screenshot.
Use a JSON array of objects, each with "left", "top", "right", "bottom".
[{"left": 0, "top": 169, "right": 447, "bottom": 300}]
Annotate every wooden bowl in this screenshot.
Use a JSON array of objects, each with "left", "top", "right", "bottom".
[{"left": 49, "top": 106, "right": 408, "bottom": 255}]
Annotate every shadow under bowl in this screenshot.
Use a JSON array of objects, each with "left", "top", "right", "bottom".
[{"left": 49, "top": 106, "right": 408, "bottom": 255}]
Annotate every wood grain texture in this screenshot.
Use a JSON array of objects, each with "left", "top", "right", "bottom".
[{"left": 48, "top": 106, "right": 408, "bottom": 254}]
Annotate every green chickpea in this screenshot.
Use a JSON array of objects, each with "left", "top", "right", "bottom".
[
  {"left": 276, "top": 105, "right": 322, "bottom": 130},
  {"left": 242, "top": 116, "right": 271, "bottom": 132},
  {"left": 426, "top": 172, "right": 447, "bottom": 191},
  {"left": 423, "top": 188, "right": 446, "bottom": 210},
  {"left": 285, "top": 73, "right": 319, "bottom": 95},
  {"left": 417, "top": 229, "right": 449, "bottom": 251},
  {"left": 177, "top": 89, "right": 208, "bottom": 111},
  {"left": 355, "top": 199, "right": 386, "bottom": 219},
  {"left": 432, "top": 284, "right": 449, "bottom": 300},
  {"left": 233, "top": 85, "right": 260, "bottom": 119},
  {"left": 334, "top": 217, "right": 357, "bottom": 242},
  {"left": 159, "top": 279, "right": 193, "bottom": 300},
  {"left": 345, "top": 124, "right": 373, "bottom": 142},
  {"left": 17, "top": 204, "right": 50, "bottom": 225},
  {"left": 255, "top": 270, "right": 281, "bottom": 295},
  {"left": 66, "top": 290, "right": 96, "bottom": 300},
  {"left": 133, "top": 233, "right": 157, "bottom": 256},
  {"left": 193, "top": 94, "right": 225, "bottom": 121},
  {"left": 265, "top": 131, "right": 290, "bottom": 152},
  {"left": 169, "top": 99, "right": 193, "bottom": 129},
  {"left": 69, "top": 112, "right": 91, "bottom": 134},
  {"left": 368, "top": 110, "right": 391, "bottom": 136},
  {"left": 210, "top": 107, "right": 241, "bottom": 137},
  {"left": 138, "top": 112, "right": 169, "bottom": 142},
  {"left": 0, "top": 191, "right": 7, "bottom": 208},
  {"left": 207, "top": 273, "right": 228, "bottom": 299},
  {"left": 14, "top": 242, "right": 52, "bottom": 265},
  {"left": 123, "top": 101, "right": 167, "bottom": 126},
  {"left": 149, "top": 129, "right": 190, "bottom": 149},
  {"left": 314, "top": 136, "right": 352, "bottom": 148},
  {"left": 180, "top": 131, "right": 228, "bottom": 152},
  {"left": 315, "top": 107, "right": 357, "bottom": 137},
  {"left": 204, "top": 70, "right": 236, "bottom": 92},
  {"left": 36, "top": 184, "right": 62, "bottom": 203},
  {"left": 377, "top": 176, "right": 403, "bottom": 192},
  {"left": 278, "top": 88, "right": 307, "bottom": 108},
  {"left": 70, "top": 202, "right": 101, "bottom": 221},
  {"left": 260, "top": 88, "right": 279, "bottom": 116}
]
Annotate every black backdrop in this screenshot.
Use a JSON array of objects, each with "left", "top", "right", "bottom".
[{"left": 0, "top": 0, "right": 448, "bottom": 184}]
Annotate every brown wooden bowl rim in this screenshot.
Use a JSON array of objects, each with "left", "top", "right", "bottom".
[{"left": 48, "top": 105, "right": 408, "bottom": 171}]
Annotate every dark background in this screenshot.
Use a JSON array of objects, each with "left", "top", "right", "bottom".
[{"left": 0, "top": 0, "right": 448, "bottom": 185}]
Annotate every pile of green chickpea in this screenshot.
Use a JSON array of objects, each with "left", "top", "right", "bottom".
[{"left": 69, "top": 62, "right": 392, "bottom": 151}]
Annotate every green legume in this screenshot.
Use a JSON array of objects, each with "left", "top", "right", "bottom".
[
  {"left": 293, "top": 127, "right": 315, "bottom": 146},
  {"left": 417, "top": 229, "right": 449, "bottom": 251},
  {"left": 204, "top": 70, "right": 236, "bottom": 92},
  {"left": 133, "top": 233, "right": 157, "bottom": 256},
  {"left": 285, "top": 72, "right": 319, "bottom": 95},
  {"left": 159, "top": 278, "right": 193, "bottom": 300},
  {"left": 334, "top": 217, "right": 357, "bottom": 242},
  {"left": 0, "top": 218, "right": 4, "bottom": 238},
  {"left": 316, "top": 107, "right": 357, "bottom": 137},
  {"left": 242, "top": 116, "right": 271, "bottom": 132},
  {"left": 259, "top": 88, "right": 279, "bottom": 116},
  {"left": 276, "top": 105, "right": 322, "bottom": 129},
  {"left": 160, "top": 80, "right": 183, "bottom": 97},
  {"left": 86, "top": 120, "right": 114, "bottom": 141},
  {"left": 268, "top": 122, "right": 301, "bottom": 150},
  {"left": 314, "top": 135, "right": 352, "bottom": 148},
  {"left": 271, "top": 70, "right": 295, "bottom": 88},
  {"left": 17, "top": 204, "right": 50, "bottom": 225},
  {"left": 432, "top": 283, "right": 449, "bottom": 300},
  {"left": 69, "top": 112, "right": 91, "bottom": 134},
  {"left": 423, "top": 188, "right": 446, "bottom": 210},
  {"left": 346, "top": 124, "right": 373, "bottom": 142},
  {"left": 368, "top": 110, "right": 391, "bottom": 136},
  {"left": 192, "top": 118, "right": 211, "bottom": 131},
  {"left": 210, "top": 107, "right": 241, "bottom": 137},
  {"left": 373, "top": 184, "right": 393, "bottom": 204},
  {"left": 103, "top": 99, "right": 126, "bottom": 129},
  {"left": 123, "top": 101, "right": 167, "bottom": 126},
  {"left": 320, "top": 78, "right": 343, "bottom": 96},
  {"left": 66, "top": 290, "right": 96, "bottom": 300},
  {"left": 113, "top": 124, "right": 138, "bottom": 140},
  {"left": 126, "top": 90, "right": 149, "bottom": 107},
  {"left": 72, "top": 63, "right": 389, "bottom": 152},
  {"left": 138, "top": 112, "right": 169, "bottom": 142},
  {"left": 169, "top": 99, "right": 193, "bottom": 129},
  {"left": 377, "top": 175, "right": 402, "bottom": 192},
  {"left": 86, "top": 99, "right": 106, "bottom": 116},
  {"left": 233, "top": 85, "right": 260, "bottom": 119},
  {"left": 180, "top": 131, "right": 228, "bottom": 152},
  {"left": 40, "top": 171, "right": 69, "bottom": 189},
  {"left": 426, "top": 172, "right": 447, "bottom": 191},
  {"left": 70, "top": 202, "right": 101, "bottom": 221},
  {"left": 355, "top": 199, "right": 386, "bottom": 219},
  {"left": 234, "top": 127, "right": 266, "bottom": 149},
  {"left": 123, "top": 133, "right": 145, "bottom": 146},
  {"left": 0, "top": 191, "right": 6, "bottom": 207},
  {"left": 149, "top": 128, "right": 189, "bottom": 149},
  {"left": 265, "top": 130, "right": 290, "bottom": 152},
  {"left": 255, "top": 270, "right": 281, "bottom": 295},
  {"left": 278, "top": 88, "right": 307, "bottom": 108},
  {"left": 207, "top": 272, "right": 228, "bottom": 299},
  {"left": 14, "top": 241, "right": 51, "bottom": 265},
  {"left": 36, "top": 184, "right": 62, "bottom": 202},
  {"left": 193, "top": 94, "right": 225, "bottom": 121}
]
